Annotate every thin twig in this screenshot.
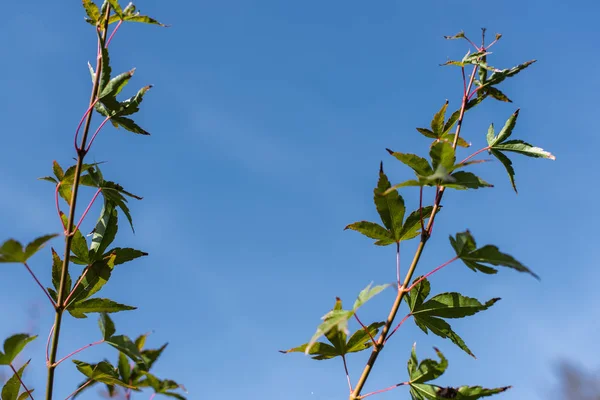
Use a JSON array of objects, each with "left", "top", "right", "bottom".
[
  {"left": 55, "top": 183, "right": 64, "bottom": 230},
  {"left": 9, "top": 363, "right": 34, "bottom": 400},
  {"left": 402, "top": 256, "right": 459, "bottom": 293},
  {"left": 23, "top": 263, "right": 55, "bottom": 307},
  {"left": 106, "top": 20, "right": 123, "bottom": 47},
  {"left": 53, "top": 339, "right": 105, "bottom": 367},
  {"left": 74, "top": 188, "right": 102, "bottom": 233},
  {"left": 354, "top": 313, "right": 376, "bottom": 346},
  {"left": 384, "top": 313, "right": 411, "bottom": 344},
  {"left": 395, "top": 242, "right": 401, "bottom": 289},
  {"left": 85, "top": 117, "right": 112, "bottom": 152},
  {"left": 73, "top": 99, "right": 99, "bottom": 152},
  {"left": 45, "top": 324, "right": 55, "bottom": 365},
  {"left": 459, "top": 146, "right": 490, "bottom": 165},
  {"left": 63, "top": 265, "right": 91, "bottom": 308},
  {"left": 342, "top": 355, "right": 353, "bottom": 393},
  {"left": 359, "top": 382, "right": 407, "bottom": 399},
  {"left": 64, "top": 380, "right": 92, "bottom": 400}
]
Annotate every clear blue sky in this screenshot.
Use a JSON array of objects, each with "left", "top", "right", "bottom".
[{"left": 1, "top": 1, "right": 598, "bottom": 399}]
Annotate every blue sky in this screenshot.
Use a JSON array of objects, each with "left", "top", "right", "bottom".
[{"left": 0, "top": 1, "right": 598, "bottom": 399}]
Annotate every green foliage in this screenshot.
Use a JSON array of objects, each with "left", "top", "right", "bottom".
[
  {"left": 284, "top": 29, "right": 555, "bottom": 400},
  {"left": 407, "top": 345, "right": 510, "bottom": 399},
  {"left": 0, "top": 234, "right": 58, "bottom": 263},
  {"left": 1, "top": 360, "right": 33, "bottom": 400},
  {"left": 345, "top": 163, "right": 436, "bottom": 245},
  {"left": 0, "top": 335, "right": 37, "bottom": 365}
]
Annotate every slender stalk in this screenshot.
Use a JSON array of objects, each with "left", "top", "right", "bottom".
[
  {"left": 460, "top": 146, "right": 490, "bottom": 165},
  {"left": 45, "top": 7, "right": 111, "bottom": 400},
  {"left": 354, "top": 313, "right": 376, "bottom": 346},
  {"left": 22, "top": 263, "right": 55, "bottom": 307},
  {"left": 349, "top": 65, "right": 479, "bottom": 400},
  {"left": 384, "top": 313, "right": 410, "bottom": 343},
  {"left": 10, "top": 363, "right": 34, "bottom": 400},
  {"left": 359, "top": 382, "right": 407, "bottom": 399},
  {"left": 342, "top": 355, "right": 353, "bottom": 393},
  {"left": 64, "top": 380, "right": 92, "bottom": 400},
  {"left": 74, "top": 188, "right": 102, "bottom": 232},
  {"left": 395, "top": 242, "right": 400, "bottom": 288},
  {"left": 52, "top": 339, "right": 105, "bottom": 367}
]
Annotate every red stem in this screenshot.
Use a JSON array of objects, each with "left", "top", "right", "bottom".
[
  {"left": 403, "top": 256, "right": 460, "bottom": 293},
  {"left": 395, "top": 242, "right": 401, "bottom": 289},
  {"left": 74, "top": 100, "right": 99, "bottom": 151},
  {"left": 360, "top": 382, "right": 407, "bottom": 399},
  {"left": 106, "top": 20, "right": 123, "bottom": 47},
  {"left": 354, "top": 313, "right": 376, "bottom": 346},
  {"left": 65, "top": 380, "right": 92, "bottom": 400},
  {"left": 460, "top": 146, "right": 491, "bottom": 165},
  {"left": 462, "top": 67, "right": 467, "bottom": 97},
  {"left": 419, "top": 187, "right": 425, "bottom": 234},
  {"left": 85, "top": 117, "right": 112, "bottom": 152},
  {"left": 55, "top": 183, "right": 64, "bottom": 230},
  {"left": 149, "top": 393, "right": 156, "bottom": 400},
  {"left": 9, "top": 363, "right": 34, "bottom": 400},
  {"left": 23, "top": 263, "right": 55, "bottom": 307},
  {"left": 53, "top": 339, "right": 105, "bottom": 367},
  {"left": 63, "top": 266, "right": 91, "bottom": 308},
  {"left": 384, "top": 313, "right": 411, "bottom": 343},
  {"left": 74, "top": 188, "right": 102, "bottom": 233},
  {"left": 342, "top": 355, "right": 353, "bottom": 393},
  {"left": 46, "top": 324, "right": 55, "bottom": 365}
]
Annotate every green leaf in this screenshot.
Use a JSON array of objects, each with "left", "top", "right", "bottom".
[
  {"left": 444, "top": 171, "right": 493, "bottom": 190},
  {"left": 2, "top": 359, "right": 31, "bottom": 400},
  {"left": 374, "top": 163, "right": 406, "bottom": 236},
  {"left": 481, "top": 60, "right": 536, "bottom": 90},
  {"left": 279, "top": 341, "right": 340, "bottom": 360},
  {"left": 140, "top": 343, "right": 168, "bottom": 371},
  {"left": 82, "top": 0, "right": 101, "bottom": 24},
  {"left": 412, "top": 293, "right": 499, "bottom": 319},
  {"left": 409, "top": 347, "right": 448, "bottom": 384},
  {"left": 90, "top": 202, "right": 118, "bottom": 260},
  {"left": 450, "top": 231, "right": 539, "bottom": 279},
  {"left": 110, "top": 116, "right": 151, "bottom": 135},
  {"left": 443, "top": 31, "right": 465, "bottom": 40},
  {"left": 429, "top": 141, "right": 455, "bottom": 172},
  {"left": 59, "top": 213, "right": 89, "bottom": 263},
  {"left": 487, "top": 109, "right": 519, "bottom": 147},
  {"left": 118, "top": 85, "right": 152, "bottom": 116},
  {"left": 443, "top": 109, "right": 461, "bottom": 135},
  {"left": 487, "top": 87, "right": 512, "bottom": 103},
  {"left": 106, "top": 336, "right": 145, "bottom": 365},
  {"left": 413, "top": 315, "right": 475, "bottom": 357},
  {"left": 353, "top": 282, "right": 391, "bottom": 310},
  {"left": 106, "top": 0, "right": 123, "bottom": 17},
  {"left": 405, "top": 277, "right": 430, "bottom": 310},
  {"left": 99, "top": 68, "right": 135, "bottom": 100},
  {"left": 53, "top": 160, "right": 65, "bottom": 180},
  {"left": 306, "top": 309, "right": 353, "bottom": 355},
  {"left": 105, "top": 247, "right": 148, "bottom": 265},
  {"left": 431, "top": 101, "right": 448, "bottom": 135},
  {"left": 345, "top": 322, "right": 384, "bottom": 354},
  {"left": 398, "top": 206, "right": 435, "bottom": 241},
  {"left": 407, "top": 343, "right": 418, "bottom": 377},
  {"left": 99, "top": 312, "right": 116, "bottom": 340},
  {"left": 73, "top": 360, "right": 137, "bottom": 389},
  {"left": 490, "top": 149, "right": 517, "bottom": 193},
  {"left": 387, "top": 149, "right": 433, "bottom": 177},
  {"left": 118, "top": 352, "right": 131, "bottom": 382},
  {"left": 51, "top": 248, "right": 72, "bottom": 299},
  {"left": 492, "top": 140, "right": 555, "bottom": 160},
  {"left": 0, "top": 234, "right": 58, "bottom": 263},
  {"left": 68, "top": 254, "right": 117, "bottom": 305},
  {"left": 68, "top": 298, "right": 136, "bottom": 317},
  {"left": 417, "top": 128, "right": 437, "bottom": 139},
  {"left": 0, "top": 334, "right": 37, "bottom": 365},
  {"left": 454, "top": 385, "right": 511, "bottom": 399},
  {"left": 344, "top": 221, "right": 393, "bottom": 244},
  {"left": 324, "top": 298, "right": 347, "bottom": 355}
]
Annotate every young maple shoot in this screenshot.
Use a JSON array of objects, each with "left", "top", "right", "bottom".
[
  {"left": 282, "top": 29, "right": 555, "bottom": 400},
  {"left": 0, "top": 2, "right": 184, "bottom": 399}
]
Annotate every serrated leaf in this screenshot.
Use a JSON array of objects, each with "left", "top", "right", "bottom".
[
  {"left": 406, "top": 277, "right": 431, "bottom": 310},
  {"left": 490, "top": 149, "right": 517, "bottom": 193},
  {"left": 387, "top": 149, "right": 433, "bottom": 177},
  {"left": 68, "top": 298, "right": 136, "bottom": 317},
  {"left": 0, "top": 234, "right": 58, "bottom": 263},
  {"left": 90, "top": 202, "right": 118, "bottom": 260},
  {"left": 444, "top": 171, "right": 493, "bottom": 190},
  {"left": 412, "top": 293, "right": 499, "bottom": 319},
  {"left": 118, "top": 352, "right": 131, "bottom": 382},
  {"left": 481, "top": 60, "right": 536, "bottom": 90},
  {"left": 407, "top": 343, "right": 418, "bottom": 377},
  {"left": 431, "top": 102, "right": 448, "bottom": 135},
  {"left": 99, "top": 68, "right": 135, "bottom": 100},
  {"left": 59, "top": 213, "right": 89, "bottom": 263},
  {"left": 1, "top": 359, "right": 31, "bottom": 400},
  {"left": 444, "top": 31, "right": 465, "bottom": 40},
  {"left": 82, "top": 0, "right": 101, "bottom": 24},
  {"left": 413, "top": 315, "right": 475, "bottom": 357},
  {"left": 487, "top": 87, "right": 512, "bottom": 103},
  {"left": 488, "top": 110, "right": 519, "bottom": 147},
  {"left": 430, "top": 141, "right": 455, "bottom": 172},
  {"left": 306, "top": 309, "right": 353, "bottom": 355},
  {"left": 443, "top": 109, "right": 461, "bottom": 135},
  {"left": 53, "top": 160, "right": 65, "bottom": 180},
  {"left": 410, "top": 347, "right": 448, "bottom": 384},
  {"left": 450, "top": 231, "right": 538, "bottom": 278},
  {"left": 454, "top": 385, "right": 511, "bottom": 399},
  {"left": 492, "top": 140, "right": 555, "bottom": 160},
  {"left": 374, "top": 163, "right": 406, "bottom": 236},
  {"left": 106, "top": 0, "right": 123, "bottom": 17},
  {"left": 345, "top": 322, "right": 384, "bottom": 353},
  {"left": 0, "top": 334, "right": 37, "bottom": 365},
  {"left": 344, "top": 222, "right": 393, "bottom": 244},
  {"left": 111, "top": 116, "right": 151, "bottom": 135},
  {"left": 140, "top": 343, "right": 168, "bottom": 371},
  {"left": 105, "top": 247, "right": 148, "bottom": 265},
  {"left": 73, "top": 360, "right": 137, "bottom": 389},
  {"left": 398, "top": 206, "right": 436, "bottom": 241},
  {"left": 99, "top": 312, "right": 116, "bottom": 340},
  {"left": 417, "top": 128, "right": 437, "bottom": 139},
  {"left": 353, "top": 282, "right": 391, "bottom": 310},
  {"left": 51, "top": 248, "right": 72, "bottom": 299},
  {"left": 279, "top": 341, "right": 340, "bottom": 360},
  {"left": 107, "top": 336, "right": 145, "bottom": 365},
  {"left": 68, "top": 254, "right": 117, "bottom": 305}
]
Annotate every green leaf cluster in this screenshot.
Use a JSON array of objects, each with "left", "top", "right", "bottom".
[
  {"left": 1, "top": 360, "right": 34, "bottom": 400},
  {"left": 450, "top": 230, "right": 538, "bottom": 278},
  {"left": 73, "top": 313, "right": 186, "bottom": 399},
  {"left": 386, "top": 141, "right": 492, "bottom": 191},
  {"left": 407, "top": 345, "right": 510, "bottom": 399},
  {"left": 280, "top": 298, "right": 384, "bottom": 360},
  {"left": 405, "top": 278, "right": 498, "bottom": 357},
  {"left": 416, "top": 101, "right": 469, "bottom": 148},
  {"left": 83, "top": 0, "right": 166, "bottom": 28},
  {"left": 0, "top": 234, "right": 58, "bottom": 264},
  {"left": 345, "top": 163, "right": 436, "bottom": 245}
]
